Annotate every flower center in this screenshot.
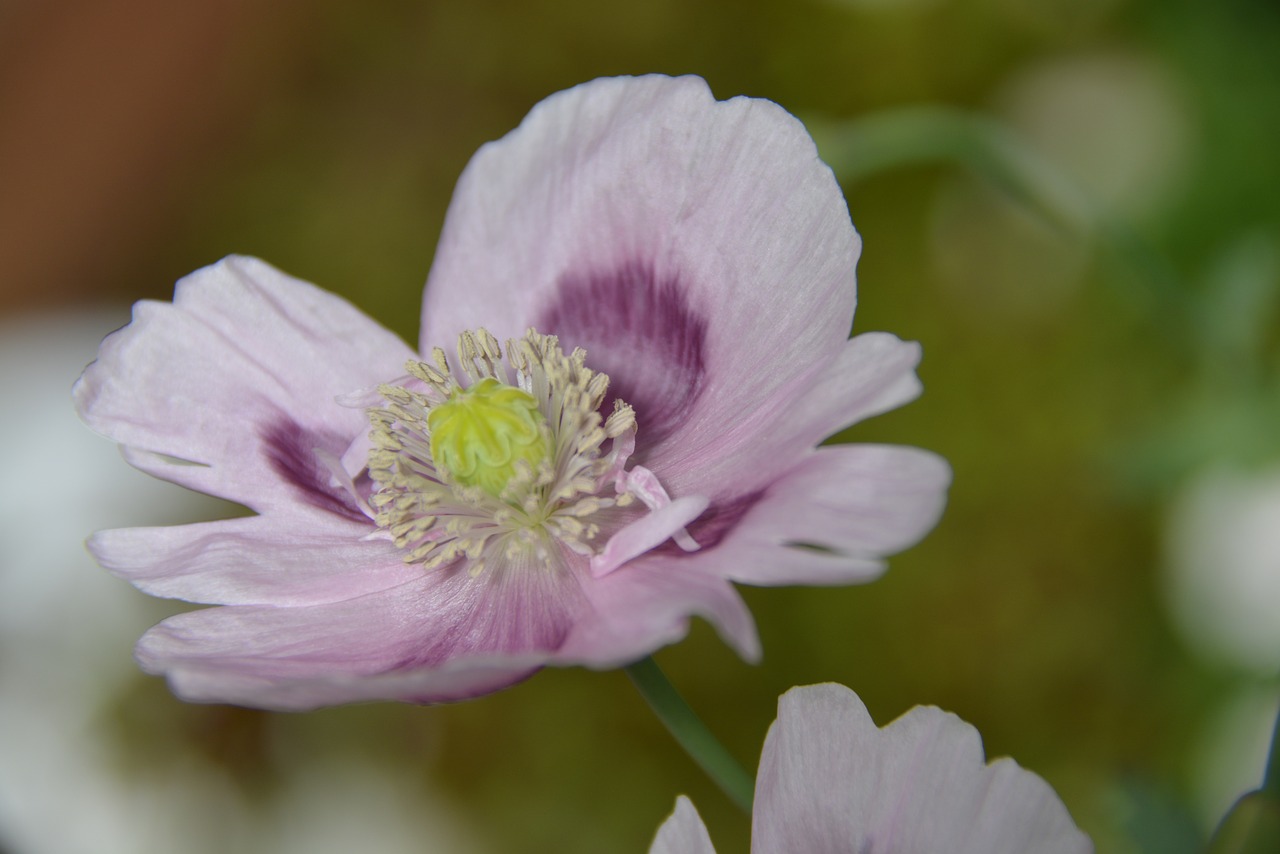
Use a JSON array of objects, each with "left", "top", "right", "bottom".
[
  {"left": 365, "top": 328, "right": 642, "bottom": 572},
  {"left": 427, "top": 377, "right": 551, "bottom": 497}
]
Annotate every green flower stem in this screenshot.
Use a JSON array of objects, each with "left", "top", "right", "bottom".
[{"left": 625, "top": 656, "right": 755, "bottom": 813}]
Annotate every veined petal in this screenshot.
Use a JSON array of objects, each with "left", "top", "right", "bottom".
[
  {"left": 762, "top": 446, "right": 949, "bottom": 559},
  {"left": 649, "top": 797, "right": 718, "bottom": 854},
  {"left": 664, "top": 333, "right": 926, "bottom": 500},
  {"left": 422, "top": 75, "right": 860, "bottom": 466},
  {"left": 74, "top": 255, "right": 415, "bottom": 513},
  {"left": 160, "top": 654, "right": 546, "bottom": 711},
  {"left": 89, "top": 514, "right": 420, "bottom": 607},
  {"left": 555, "top": 556, "right": 759, "bottom": 668},
  {"left": 669, "top": 444, "right": 950, "bottom": 588},
  {"left": 752, "top": 685, "right": 1093, "bottom": 854},
  {"left": 590, "top": 495, "right": 709, "bottom": 577},
  {"left": 136, "top": 557, "right": 585, "bottom": 710},
  {"left": 802, "top": 334, "right": 927, "bottom": 442}
]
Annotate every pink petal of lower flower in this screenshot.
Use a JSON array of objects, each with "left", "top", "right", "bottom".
[
  {"left": 89, "top": 514, "right": 420, "bottom": 607},
  {"left": 649, "top": 797, "right": 718, "bottom": 854},
  {"left": 752, "top": 684, "right": 1093, "bottom": 854}
]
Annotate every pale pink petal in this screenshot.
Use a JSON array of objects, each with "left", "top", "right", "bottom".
[
  {"left": 662, "top": 333, "right": 926, "bottom": 500},
  {"left": 74, "top": 255, "right": 414, "bottom": 513},
  {"left": 677, "top": 538, "right": 888, "bottom": 590},
  {"left": 766, "top": 445, "right": 949, "bottom": 558},
  {"left": 752, "top": 685, "right": 1093, "bottom": 854},
  {"left": 136, "top": 559, "right": 586, "bottom": 710},
  {"left": 162, "top": 652, "right": 547, "bottom": 711},
  {"left": 649, "top": 797, "right": 718, "bottom": 854},
  {"left": 654, "top": 444, "right": 948, "bottom": 589},
  {"left": 421, "top": 75, "right": 861, "bottom": 474},
  {"left": 88, "top": 514, "right": 421, "bottom": 607},
  {"left": 555, "top": 556, "right": 760, "bottom": 667},
  {"left": 695, "top": 444, "right": 950, "bottom": 587},
  {"left": 590, "top": 495, "right": 709, "bottom": 577},
  {"left": 793, "top": 334, "right": 926, "bottom": 442}
]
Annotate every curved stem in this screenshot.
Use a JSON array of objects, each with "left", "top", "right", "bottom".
[{"left": 625, "top": 656, "right": 754, "bottom": 813}]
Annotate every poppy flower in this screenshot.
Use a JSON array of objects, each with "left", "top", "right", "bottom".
[
  {"left": 650, "top": 684, "right": 1093, "bottom": 854},
  {"left": 75, "top": 75, "right": 949, "bottom": 710}
]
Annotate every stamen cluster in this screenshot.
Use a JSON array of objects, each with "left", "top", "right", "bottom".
[{"left": 366, "top": 328, "right": 637, "bottom": 574}]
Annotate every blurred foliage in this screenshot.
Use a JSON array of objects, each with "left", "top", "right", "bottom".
[
  {"left": 1209, "top": 793, "right": 1280, "bottom": 854},
  {"left": 25, "top": 0, "right": 1280, "bottom": 852}
]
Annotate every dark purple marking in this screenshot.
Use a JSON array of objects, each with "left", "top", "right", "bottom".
[
  {"left": 539, "top": 261, "right": 707, "bottom": 452},
  {"left": 656, "top": 490, "right": 764, "bottom": 555},
  {"left": 389, "top": 556, "right": 578, "bottom": 671},
  {"left": 261, "top": 418, "right": 366, "bottom": 522}
]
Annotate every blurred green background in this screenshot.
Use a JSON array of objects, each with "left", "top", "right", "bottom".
[{"left": 2, "top": 0, "right": 1278, "bottom": 852}]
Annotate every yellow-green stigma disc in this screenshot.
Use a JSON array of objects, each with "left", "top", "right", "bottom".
[{"left": 427, "top": 377, "right": 551, "bottom": 497}]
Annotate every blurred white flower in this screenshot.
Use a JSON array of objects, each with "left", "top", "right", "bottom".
[
  {"left": 996, "top": 51, "right": 1192, "bottom": 220},
  {"left": 1164, "top": 465, "right": 1280, "bottom": 833},
  {"left": 1164, "top": 465, "right": 1280, "bottom": 673}
]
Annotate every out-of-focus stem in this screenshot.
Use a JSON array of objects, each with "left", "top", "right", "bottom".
[{"left": 625, "top": 656, "right": 754, "bottom": 813}]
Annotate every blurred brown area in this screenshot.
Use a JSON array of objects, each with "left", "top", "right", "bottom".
[{"left": 0, "top": 0, "right": 296, "bottom": 310}]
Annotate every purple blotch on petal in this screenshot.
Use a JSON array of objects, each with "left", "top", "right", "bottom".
[
  {"left": 390, "top": 563, "right": 579, "bottom": 670},
  {"left": 540, "top": 261, "right": 706, "bottom": 449},
  {"left": 656, "top": 490, "right": 763, "bottom": 555},
  {"left": 261, "top": 418, "right": 366, "bottom": 522}
]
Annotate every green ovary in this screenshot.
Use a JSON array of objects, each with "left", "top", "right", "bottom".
[{"left": 428, "top": 377, "right": 551, "bottom": 497}]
